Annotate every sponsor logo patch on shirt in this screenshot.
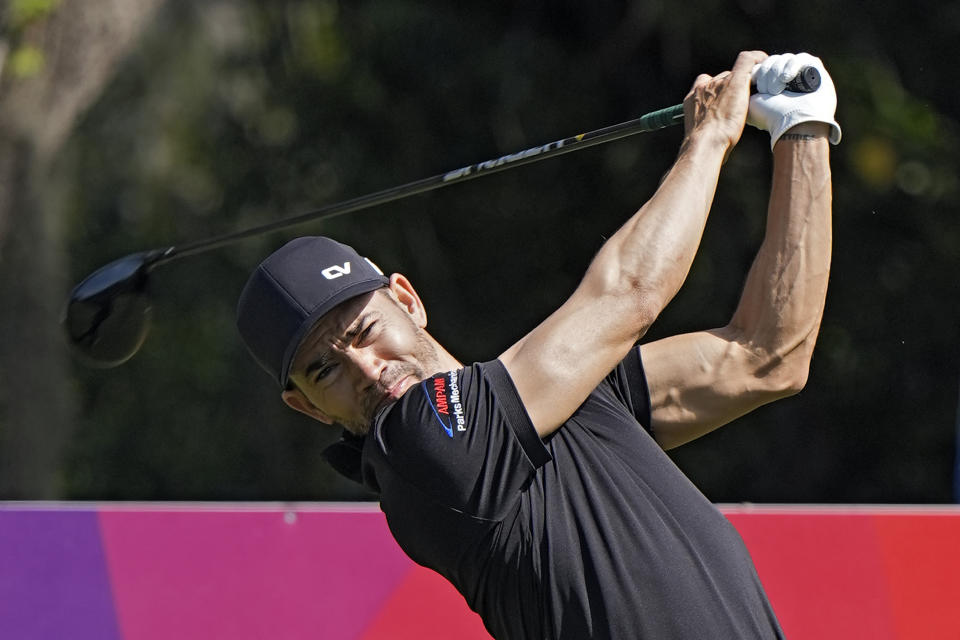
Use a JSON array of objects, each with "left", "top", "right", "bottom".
[{"left": 423, "top": 370, "right": 466, "bottom": 438}]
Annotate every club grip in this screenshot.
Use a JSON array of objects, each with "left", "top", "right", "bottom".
[{"left": 782, "top": 66, "right": 820, "bottom": 93}]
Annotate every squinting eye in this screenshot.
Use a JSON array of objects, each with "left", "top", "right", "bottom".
[
  {"left": 359, "top": 321, "right": 377, "bottom": 343},
  {"left": 313, "top": 363, "right": 336, "bottom": 383}
]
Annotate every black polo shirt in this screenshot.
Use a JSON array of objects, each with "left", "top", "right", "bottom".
[{"left": 360, "top": 350, "right": 783, "bottom": 639}]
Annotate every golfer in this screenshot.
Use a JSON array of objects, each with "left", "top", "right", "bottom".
[{"left": 237, "top": 50, "right": 839, "bottom": 639}]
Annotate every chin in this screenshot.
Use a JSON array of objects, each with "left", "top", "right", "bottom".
[{"left": 336, "top": 420, "right": 371, "bottom": 437}]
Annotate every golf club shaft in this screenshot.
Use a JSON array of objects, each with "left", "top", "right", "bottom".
[
  {"left": 150, "top": 103, "right": 685, "bottom": 268},
  {"left": 149, "top": 63, "right": 820, "bottom": 268}
]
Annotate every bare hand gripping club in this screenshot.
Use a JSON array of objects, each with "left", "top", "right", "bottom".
[{"left": 63, "top": 67, "right": 820, "bottom": 367}]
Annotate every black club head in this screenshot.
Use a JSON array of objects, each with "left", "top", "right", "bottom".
[{"left": 63, "top": 251, "right": 159, "bottom": 368}]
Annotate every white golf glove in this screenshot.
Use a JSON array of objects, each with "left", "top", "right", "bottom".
[{"left": 747, "top": 53, "right": 842, "bottom": 150}]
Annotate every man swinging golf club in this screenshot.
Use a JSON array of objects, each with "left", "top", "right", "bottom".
[{"left": 236, "top": 51, "right": 840, "bottom": 639}]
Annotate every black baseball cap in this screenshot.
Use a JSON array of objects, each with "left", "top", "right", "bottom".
[{"left": 236, "top": 236, "right": 390, "bottom": 387}]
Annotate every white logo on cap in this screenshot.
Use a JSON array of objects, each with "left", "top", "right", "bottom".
[
  {"left": 364, "top": 258, "right": 384, "bottom": 275},
  {"left": 321, "top": 262, "right": 352, "bottom": 279}
]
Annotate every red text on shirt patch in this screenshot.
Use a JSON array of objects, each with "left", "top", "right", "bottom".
[{"left": 434, "top": 377, "right": 449, "bottom": 415}]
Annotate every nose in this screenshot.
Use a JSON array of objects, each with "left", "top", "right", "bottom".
[{"left": 348, "top": 346, "right": 385, "bottom": 391}]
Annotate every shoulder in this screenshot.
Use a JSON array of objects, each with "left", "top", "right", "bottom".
[
  {"left": 373, "top": 360, "right": 541, "bottom": 451},
  {"left": 373, "top": 365, "right": 478, "bottom": 450},
  {"left": 363, "top": 361, "right": 551, "bottom": 515}
]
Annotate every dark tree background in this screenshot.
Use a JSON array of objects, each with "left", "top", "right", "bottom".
[{"left": 2, "top": 0, "right": 957, "bottom": 502}]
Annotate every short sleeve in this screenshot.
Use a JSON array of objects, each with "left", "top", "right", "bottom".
[
  {"left": 606, "top": 345, "right": 654, "bottom": 434},
  {"left": 363, "top": 360, "right": 551, "bottom": 521}
]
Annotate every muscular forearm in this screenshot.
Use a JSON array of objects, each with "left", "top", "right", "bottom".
[
  {"left": 583, "top": 133, "right": 728, "bottom": 333},
  {"left": 729, "top": 123, "right": 832, "bottom": 385}
]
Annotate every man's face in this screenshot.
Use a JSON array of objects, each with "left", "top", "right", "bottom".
[{"left": 283, "top": 282, "right": 441, "bottom": 435}]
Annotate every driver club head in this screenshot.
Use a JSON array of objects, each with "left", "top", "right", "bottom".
[{"left": 63, "top": 251, "right": 161, "bottom": 368}]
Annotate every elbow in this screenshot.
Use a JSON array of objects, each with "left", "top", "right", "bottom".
[
  {"left": 757, "top": 346, "right": 813, "bottom": 400},
  {"left": 778, "top": 325, "right": 823, "bottom": 396},
  {"left": 620, "top": 286, "right": 665, "bottom": 343},
  {"left": 584, "top": 265, "right": 666, "bottom": 339},
  {"left": 612, "top": 268, "right": 676, "bottom": 335},
  {"left": 747, "top": 360, "right": 807, "bottom": 409},
  {"left": 734, "top": 324, "right": 816, "bottom": 401},
  {"left": 728, "top": 314, "right": 822, "bottom": 400},
  {"left": 776, "top": 360, "right": 810, "bottom": 397},
  {"left": 628, "top": 288, "right": 664, "bottom": 338}
]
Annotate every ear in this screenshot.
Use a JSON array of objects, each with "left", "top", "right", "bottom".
[
  {"left": 281, "top": 386, "right": 332, "bottom": 424},
  {"left": 387, "top": 273, "right": 428, "bottom": 328}
]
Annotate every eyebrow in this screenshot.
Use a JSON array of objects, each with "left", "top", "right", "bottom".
[{"left": 302, "top": 313, "right": 371, "bottom": 380}]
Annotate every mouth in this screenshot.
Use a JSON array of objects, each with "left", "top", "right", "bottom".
[
  {"left": 368, "top": 375, "right": 416, "bottom": 417},
  {"left": 387, "top": 375, "right": 414, "bottom": 400}
]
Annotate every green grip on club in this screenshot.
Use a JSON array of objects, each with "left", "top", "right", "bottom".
[{"left": 636, "top": 104, "right": 685, "bottom": 131}]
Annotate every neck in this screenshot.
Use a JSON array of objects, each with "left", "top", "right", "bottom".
[{"left": 424, "top": 331, "right": 462, "bottom": 373}]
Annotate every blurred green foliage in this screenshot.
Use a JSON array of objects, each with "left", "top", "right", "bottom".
[
  {"left": 7, "top": 0, "right": 61, "bottom": 28},
  {"left": 55, "top": 0, "right": 959, "bottom": 501},
  {"left": 7, "top": 44, "right": 44, "bottom": 77},
  {"left": 3, "top": 0, "right": 62, "bottom": 77}
]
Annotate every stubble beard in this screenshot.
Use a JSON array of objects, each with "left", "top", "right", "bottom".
[{"left": 337, "top": 329, "right": 442, "bottom": 437}]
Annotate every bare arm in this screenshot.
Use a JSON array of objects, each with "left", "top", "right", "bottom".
[
  {"left": 642, "top": 121, "right": 833, "bottom": 449},
  {"left": 499, "top": 51, "right": 768, "bottom": 437}
]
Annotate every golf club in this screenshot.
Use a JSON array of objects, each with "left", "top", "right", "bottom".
[{"left": 63, "top": 67, "right": 820, "bottom": 368}]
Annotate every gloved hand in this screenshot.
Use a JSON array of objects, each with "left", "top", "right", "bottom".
[{"left": 747, "top": 53, "right": 842, "bottom": 150}]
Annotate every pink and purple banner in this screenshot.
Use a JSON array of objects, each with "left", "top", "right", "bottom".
[{"left": 2, "top": 503, "right": 959, "bottom": 639}]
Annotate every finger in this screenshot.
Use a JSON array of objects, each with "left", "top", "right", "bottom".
[
  {"left": 751, "top": 56, "right": 773, "bottom": 93},
  {"left": 770, "top": 55, "right": 794, "bottom": 93},
  {"left": 732, "top": 50, "right": 767, "bottom": 86},
  {"left": 780, "top": 55, "right": 806, "bottom": 91},
  {"left": 754, "top": 53, "right": 790, "bottom": 95},
  {"left": 692, "top": 73, "right": 714, "bottom": 90},
  {"left": 793, "top": 52, "right": 819, "bottom": 69},
  {"left": 685, "top": 73, "right": 714, "bottom": 100}
]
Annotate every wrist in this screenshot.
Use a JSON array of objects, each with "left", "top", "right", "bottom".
[
  {"left": 681, "top": 127, "right": 733, "bottom": 158},
  {"left": 783, "top": 122, "right": 830, "bottom": 138},
  {"left": 773, "top": 122, "right": 830, "bottom": 151}
]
